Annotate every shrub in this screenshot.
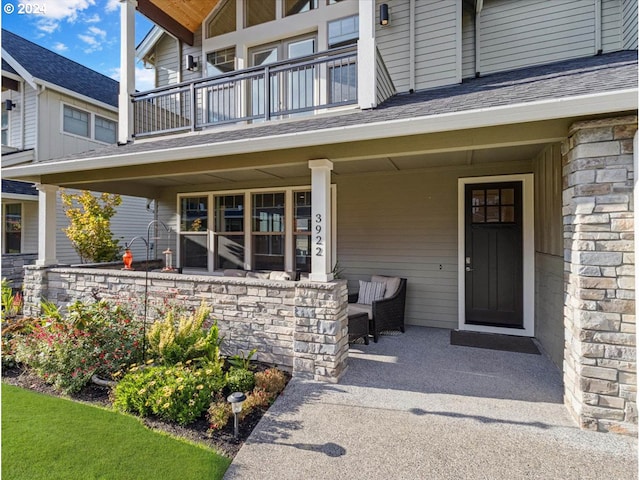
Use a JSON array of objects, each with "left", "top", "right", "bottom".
[
  {"left": 238, "top": 389, "right": 272, "bottom": 422},
  {"left": 225, "top": 368, "right": 255, "bottom": 394},
  {"left": 207, "top": 400, "right": 232, "bottom": 432},
  {"left": 1, "top": 316, "right": 38, "bottom": 368},
  {"left": 113, "top": 362, "right": 225, "bottom": 425},
  {"left": 227, "top": 348, "right": 257, "bottom": 371},
  {"left": 14, "top": 300, "right": 143, "bottom": 393},
  {"left": 147, "top": 302, "right": 222, "bottom": 367},
  {"left": 1, "top": 279, "right": 22, "bottom": 320},
  {"left": 254, "top": 368, "right": 287, "bottom": 398}
]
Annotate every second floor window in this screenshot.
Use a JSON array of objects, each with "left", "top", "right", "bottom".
[
  {"left": 207, "top": 0, "right": 236, "bottom": 38},
  {"left": 95, "top": 116, "right": 117, "bottom": 144},
  {"left": 1, "top": 104, "right": 8, "bottom": 146},
  {"left": 63, "top": 105, "right": 89, "bottom": 138},
  {"left": 245, "top": 0, "right": 276, "bottom": 28},
  {"left": 285, "top": 0, "right": 318, "bottom": 16}
]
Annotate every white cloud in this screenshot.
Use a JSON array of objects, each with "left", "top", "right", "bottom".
[
  {"left": 78, "top": 25, "right": 107, "bottom": 53},
  {"left": 88, "top": 26, "right": 107, "bottom": 38},
  {"left": 105, "top": 0, "right": 120, "bottom": 13},
  {"left": 32, "top": 0, "right": 96, "bottom": 21},
  {"left": 109, "top": 64, "right": 156, "bottom": 92},
  {"left": 53, "top": 42, "right": 68, "bottom": 52},
  {"left": 85, "top": 13, "right": 101, "bottom": 23},
  {"left": 36, "top": 18, "right": 60, "bottom": 33}
]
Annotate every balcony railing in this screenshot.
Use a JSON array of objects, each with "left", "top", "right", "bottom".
[{"left": 133, "top": 45, "right": 358, "bottom": 138}]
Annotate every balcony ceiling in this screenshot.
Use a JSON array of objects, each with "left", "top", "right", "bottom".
[{"left": 137, "top": 0, "right": 220, "bottom": 45}]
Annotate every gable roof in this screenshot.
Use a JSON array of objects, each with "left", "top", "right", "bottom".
[
  {"left": 1, "top": 29, "right": 118, "bottom": 107},
  {"left": 1, "top": 179, "right": 37, "bottom": 196},
  {"left": 3, "top": 49, "right": 637, "bottom": 181}
]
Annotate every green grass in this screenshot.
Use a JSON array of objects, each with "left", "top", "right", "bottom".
[{"left": 2, "top": 384, "right": 231, "bottom": 480}]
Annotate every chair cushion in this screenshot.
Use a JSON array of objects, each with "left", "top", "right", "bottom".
[
  {"left": 372, "top": 275, "right": 401, "bottom": 299},
  {"left": 348, "top": 303, "right": 373, "bottom": 320},
  {"left": 269, "top": 271, "right": 292, "bottom": 281},
  {"left": 357, "top": 280, "right": 386, "bottom": 305}
]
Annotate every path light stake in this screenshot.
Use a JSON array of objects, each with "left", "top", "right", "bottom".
[{"left": 227, "top": 392, "right": 246, "bottom": 439}]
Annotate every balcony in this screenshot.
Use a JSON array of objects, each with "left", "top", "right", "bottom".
[{"left": 133, "top": 45, "right": 358, "bottom": 138}]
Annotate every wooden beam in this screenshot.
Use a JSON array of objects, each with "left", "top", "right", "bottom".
[{"left": 137, "top": 0, "right": 194, "bottom": 45}]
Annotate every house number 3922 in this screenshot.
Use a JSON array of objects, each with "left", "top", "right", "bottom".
[{"left": 315, "top": 213, "right": 323, "bottom": 256}]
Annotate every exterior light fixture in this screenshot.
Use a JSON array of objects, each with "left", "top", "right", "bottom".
[
  {"left": 162, "top": 248, "right": 175, "bottom": 272},
  {"left": 227, "top": 392, "right": 247, "bottom": 439},
  {"left": 380, "top": 3, "right": 389, "bottom": 26},
  {"left": 5, "top": 99, "right": 16, "bottom": 111},
  {"left": 186, "top": 54, "right": 198, "bottom": 71}
]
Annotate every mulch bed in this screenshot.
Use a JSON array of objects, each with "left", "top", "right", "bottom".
[{"left": 2, "top": 364, "right": 284, "bottom": 458}]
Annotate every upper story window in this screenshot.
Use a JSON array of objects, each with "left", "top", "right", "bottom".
[
  {"left": 63, "top": 105, "right": 90, "bottom": 138},
  {"left": 245, "top": 0, "right": 276, "bottom": 28},
  {"left": 285, "top": 0, "right": 317, "bottom": 16},
  {"left": 1, "top": 103, "right": 8, "bottom": 146},
  {"left": 328, "top": 14, "right": 358, "bottom": 48},
  {"left": 206, "top": 0, "right": 236, "bottom": 38},
  {"left": 95, "top": 116, "right": 117, "bottom": 144},
  {"left": 206, "top": 47, "right": 236, "bottom": 76}
]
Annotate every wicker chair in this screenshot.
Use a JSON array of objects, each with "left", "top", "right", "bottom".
[{"left": 348, "top": 277, "right": 407, "bottom": 343}]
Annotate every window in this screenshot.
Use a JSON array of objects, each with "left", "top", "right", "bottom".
[
  {"left": 328, "top": 15, "right": 359, "bottom": 48},
  {"left": 293, "top": 191, "right": 312, "bottom": 273},
  {"left": 63, "top": 105, "right": 89, "bottom": 138},
  {"left": 214, "top": 194, "right": 245, "bottom": 269},
  {"left": 245, "top": 0, "right": 276, "bottom": 27},
  {"left": 206, "top": 0, "right": 236, "bottom": 38},
  {"left": 206, "top": 47, "right": 236, "bottom": 76},
  {"left": 205, "top": 48, "right": 237, "bottom": 122},
  {"left": 285, "top": 0, "right": 317, "bottom": 16},
  {"left": 471, "top": 187, "right": 516, "bottom": 223},
  {"left": 179, "top": 196, "right": 208, "bottom": 269},
  {"left": 95, "top": 116, "right": 117, "bottom": 144},
  {"left": 4, "top": 203, "right": 22, "bottom": 254},
  {"left": 252, "top": 192, "right": 285, "bottom": 271}
]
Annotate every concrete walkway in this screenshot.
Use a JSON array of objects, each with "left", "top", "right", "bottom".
[{"left": 224, "top": 327, "right": 637, "bottom": 479}]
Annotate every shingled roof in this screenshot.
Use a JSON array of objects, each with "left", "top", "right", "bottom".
[
  {"left": 1, "top": 179, "right": 37, "bottom": 196},
  {"left": 1, "top": 29, "right": 118, "bottom": 107}
]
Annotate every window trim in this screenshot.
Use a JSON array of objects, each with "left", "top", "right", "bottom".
[
  {"left": 61, "top": 103, "right": 118, "bottom": 145},
  {"left": 176, "top": 184, "right": 336, "bottom": 274}
]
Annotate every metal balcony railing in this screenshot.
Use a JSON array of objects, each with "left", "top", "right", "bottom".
[{"left": 132, "top": 45, "right": 358, "bottom": 138}]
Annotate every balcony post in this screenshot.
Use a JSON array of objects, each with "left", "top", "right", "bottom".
[
  {"left": 358, "top": 0, "right": 376, "bottom": 109},
  {"left": 264, "top": 66, "right": 271, "bottom": 121},
  {"left": 118, "top": 0, "right": 136, "bottom": 144},
  {"left": 309, "top": 159, "right": 334, "bottom": 283},
  {"left": 35, "top": 184, "right": 58, "bottom": 267}
]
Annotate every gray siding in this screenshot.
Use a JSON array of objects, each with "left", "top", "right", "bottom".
[
  {"left": 532, "top": 143, "right": 563, "bottom": 368},
  {"left": 461, "top": 6, "right": 476, "bottom": 79},
  {"left": 478, "top": 0, "right": 596, "bottom": 75},
  {"left": 602, "top": 0, "right": 623, "bottom": 53},
  {"left": 337, "top": 160, "right": 533, "bottom": 329},
  {"left": 376, "top": 47, "right": 396, "bottom": 104},
  {"left": 182, "top": 25, "right": 204, "bottom": 84},
  {"left": 22, "top": 200, "right": 38, "bottom": 254},
  {"left": 23, "top": 85, "right": 37, "bottom": 150},
  {"left": 623, "top": 0, "right": 638, "bottom": 49},
  {"left": 375, "top": 0, "right": 411, "bottom": 93},
  {"left": 155, "top": 33, "right": 180, "bottom": 87}
]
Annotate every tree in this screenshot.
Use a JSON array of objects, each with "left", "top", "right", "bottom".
[{"left": 61, "top": 190, "right": 122, "bottom": 263}]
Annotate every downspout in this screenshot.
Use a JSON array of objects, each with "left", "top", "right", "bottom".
[
  {"left": 633, "top": 130, "right": 639, "bottom": 470},
  {"left": 35, "top": 84, "right": 46, "bottom": 161},
  {"left": 594, "top": 0, "right": 602, "bottom": 54},
  {"left": 409, "top": 0, "right": 415, "bottom": 92},
  {"left": 20, "top": 81, "right": 25, "bottom": 150},
  {"left": 475, "top": 0, "right": 483, "bottom": 77}
]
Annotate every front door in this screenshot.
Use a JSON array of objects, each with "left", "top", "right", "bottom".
[{"left": 464, "top": 182, "right": 523, "bottom": 328}]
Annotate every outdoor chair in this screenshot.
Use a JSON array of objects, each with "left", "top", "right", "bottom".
[{"left": 348, "top": 276, "right": 407, "bottom": 342}]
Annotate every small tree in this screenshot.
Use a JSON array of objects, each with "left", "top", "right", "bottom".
[{"left": 61, "top": 190, "right": 122, "bottom": 263}]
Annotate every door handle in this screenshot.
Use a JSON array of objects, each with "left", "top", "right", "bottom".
[{"left": 465, "top": 266, "right": 473, "bottom": 272}]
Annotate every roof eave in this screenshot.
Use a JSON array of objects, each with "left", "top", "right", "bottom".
[{"left": 3, "top": 88, "right": 637, "bottom": 181}]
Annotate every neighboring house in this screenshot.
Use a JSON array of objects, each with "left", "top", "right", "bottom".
[
  {"left": 4, "top": 1, "right": 638, "bottom": 435},
  {"left": 1, "top": 29, "right": 153, "bottom": 287}
]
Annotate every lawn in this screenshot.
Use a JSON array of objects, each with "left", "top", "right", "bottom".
[{"left": 2, "top": 384, "right": 231, "bottom": 480}]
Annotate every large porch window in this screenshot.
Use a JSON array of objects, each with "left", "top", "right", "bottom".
[
  {"left": 177, "top": 186, "right": 334, "bottom": 275},
  {"left": 3, "top": 203, "right": 22, "bottom": 254}
]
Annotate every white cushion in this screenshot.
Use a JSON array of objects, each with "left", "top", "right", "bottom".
[
  {"left": 223, "top": 269, "right": 246, "bottom": 277},
  {"left": 269, "top": 271, "right": 292, "bottom": 281},
  {"left": 357, "top": 280, "right": 386, "bottom": 305},
  {"left": 348, "top": 303, "right": 373, "bottom": 320},
  {"left": 372, "top": 275, "right": 401, "bottom": 299}
]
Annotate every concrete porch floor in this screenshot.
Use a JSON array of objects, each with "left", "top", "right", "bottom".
[{"left": 224, "top": 326, "right": 637, "bottom": 479}]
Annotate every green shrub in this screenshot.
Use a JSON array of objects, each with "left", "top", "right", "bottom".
[
  {"left": 227, "top": 348, "right": 257, "bottom": 370},
  {"left": 147, "top": 302, "right": 222, "bottom": 367},
  {"left": 1, "top": 316, "right": 37, "bottom": 368},
  {"left": 113, "top": 362, "right": 225, "bottom": 425},
  {"left": 225, "top": 368, "right": 255, "bottom": 394},
  {"left": 14, "top": 300, "right": 143, "bottom": 393},
  {"left": 238, "top": 389, "right": 272, "bottom": 422},
  {"left": 207, "top": 400, "right": 232, "bottom": 432},
  {"left": 1, "top": 279, "right": 22, "bottom": 320}
]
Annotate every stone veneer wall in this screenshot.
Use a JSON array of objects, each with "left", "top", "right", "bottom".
[
  {"left": 22, "top": 266, "right": 349, "bottom": 382},
  {"left": 562, "top": 115, "right": 637, "bottom": 435},
  {"left": 2, "top": 253, "right": 38, "bottom": 289}
]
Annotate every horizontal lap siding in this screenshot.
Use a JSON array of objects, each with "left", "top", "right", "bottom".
[
  {"left": 375, "top": 0, "right": 411, "bottom": 93},
  {"left": 478, "top": 0, "right": 596, "bottom": 75},
  {"left": 602, "top": 0, "right": 622, "bottom": 52},
  {"left": 622, "top": 0, "right": 638, "bottom": 49},
  {"left": 155, "top": 33, "right": 180, "bottom": 87},
  {"left": 337, "top": 161, "right": 533, "bottom": 329},
  {"left": 414, "top": 0, "right": 459, "bottom": 90}
]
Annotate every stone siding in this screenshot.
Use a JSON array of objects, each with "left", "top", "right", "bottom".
[
  {"left": 1, "top": 253, "right": 38, "bottom": 289},
  {"left": 22, "top": 265, "right": 349, "bottom": 382},
  {"left": 562, "top": 115, "right": 638, "bottom": 435}
]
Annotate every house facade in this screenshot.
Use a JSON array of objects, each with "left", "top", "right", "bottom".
[
  {"left": 4, "top": 0, "right": 638, "bottom": 434},
  {"left": 1, "top": 29, "right": 153, "bottom": 286}
]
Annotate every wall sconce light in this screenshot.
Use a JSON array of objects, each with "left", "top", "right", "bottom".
[
  {"left": 186, "top": 54, "right": 198, "bottom": 71},
  {"left": 5, "top": 99, "right": 16, "bottom": 111},
  {"left": 380, "top": 3, "right": 389, "bottom": 26},
  {"left": 227, "top": 392, "right": 247, "bottom": 439}
]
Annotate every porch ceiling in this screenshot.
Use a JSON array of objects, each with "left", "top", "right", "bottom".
[{"left": 137, "top": 0, "right": 220, "bottom": 45}]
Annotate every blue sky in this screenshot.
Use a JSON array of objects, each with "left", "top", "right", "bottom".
[{"left": 2, "top": 0, "right": 156, "bottom": 90}]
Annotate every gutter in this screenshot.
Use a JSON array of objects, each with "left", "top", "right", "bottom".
[{"left": 3, "top": 88, "right": 638, "bottom": 179}]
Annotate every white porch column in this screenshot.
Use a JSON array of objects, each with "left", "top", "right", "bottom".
[
  {"left": 118, "top": 0, "right": 136, "bottom": 144},
  {"left": 357, "top": 0, "right": 376, "bottom": 109},
  {"left": 35, "top": 184, "right": 58, "bottom": 267},
  {"left": 309, "top": 159, "right": 334, "bottom": 282}
]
